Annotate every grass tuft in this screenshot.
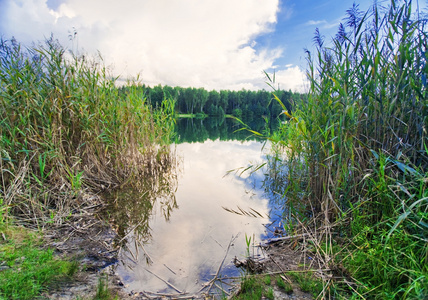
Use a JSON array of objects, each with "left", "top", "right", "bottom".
[{"left": 0, "top": 224, "right": 78, "bottom": 299}]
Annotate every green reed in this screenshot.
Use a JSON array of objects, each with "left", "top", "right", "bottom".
[
  {"left": 267, "top": 0, "right": 427, "bottom": 298},
  {"left": 0, "top": 37, "right": 175, "bottom": 222}
]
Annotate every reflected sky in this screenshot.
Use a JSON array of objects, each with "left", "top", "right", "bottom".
[{"left": 117, "top": 139, "right": 271, "bottom": 296}]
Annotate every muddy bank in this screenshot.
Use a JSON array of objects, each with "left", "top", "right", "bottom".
[
  {"left": 42, "top": 207, "right": 131, "bottom": 299},
  {"left": 42, "top": 207, "right": 318, "bottom": 299}
]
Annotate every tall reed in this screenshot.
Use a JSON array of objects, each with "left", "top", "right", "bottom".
[
  {"left": 0, "top": 37, "right": 175, "bottom": 224},
  {"left": 268, "top": 0, "right": 427, "bottom": 298}
]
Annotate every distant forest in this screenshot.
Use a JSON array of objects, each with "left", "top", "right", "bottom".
[{"left": 121, "top": 84, "right": 307, "bottom": 119}]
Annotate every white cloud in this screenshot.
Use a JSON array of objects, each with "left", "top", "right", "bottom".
[
  {"left": 306, "top": 19, "right": 327, "bottom": 26},
  {"left": 305, "top": 19, "right": 340, "bottom": 30},
  {"left": 270, "top": 65, "right": 308, "bottom": 92},
  {"left": 0, "top": 0, "right": 308, "bottom": 91}
]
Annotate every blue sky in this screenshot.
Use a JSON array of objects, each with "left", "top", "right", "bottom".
[
  {"left": 1, "top": 0, "right": 375, "bottom": 91},
  {"left": 257, "top": 0, "right": 374, "bottom": 68}
]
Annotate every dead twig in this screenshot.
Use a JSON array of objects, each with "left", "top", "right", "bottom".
[
  {"left": 206, "top": 234, "right": 239, "bottom": 295},
  {"left": 144, "top": 268, "right": 185, "bottom": 294}
]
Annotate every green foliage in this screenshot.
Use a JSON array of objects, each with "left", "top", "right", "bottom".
[
  {"left": 140, "top": 83, "right": 306, "bottom": 119},
  {"left": 235, "top": 275, "right": 273, "bottom": 300},
  {"left": 288, "top": 272, "right": 322, "bottom": 297},
  {"left": 0, "top": 37, "right": 175, "bottom": 222},
  {"left": 0, "top": 225, "right": 77, "bottom": 299},
  {"left": 265, "top": 0, "right": 428, "bottom": 298},
  {"left": 276, "top": 275, "right": 293, "bottom": 294},
  {"left": 93, "top": 275, "right": 118, "bottom": 300}
]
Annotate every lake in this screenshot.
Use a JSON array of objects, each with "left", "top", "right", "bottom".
[{"left": 105, "top": 117, "right": 285, "bottom": 298}]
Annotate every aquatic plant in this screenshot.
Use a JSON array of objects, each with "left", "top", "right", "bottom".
[
  {"left": 0, "top": 36, "right": 175, "bottom": 224},
  {"left": 266, "top": 0, "right": 428, "bottom": 298}
]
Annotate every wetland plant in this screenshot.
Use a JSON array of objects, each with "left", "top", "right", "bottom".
[
  {"left": 264, "top": 0, "right": 428, "bottom": 298},
  {"left": 0, "top": 36, "right": 175, "bottom": 224}
]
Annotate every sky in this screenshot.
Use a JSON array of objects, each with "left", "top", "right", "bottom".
[{"left": 0, "top": 0, "right": 375, "bottom": 92}]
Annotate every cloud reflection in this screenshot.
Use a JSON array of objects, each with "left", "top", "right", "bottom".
[{"left": 117, "top": 139, "right": 270, "bottom": 295}]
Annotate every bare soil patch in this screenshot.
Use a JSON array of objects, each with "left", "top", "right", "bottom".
[
  {"left": 40, "top": 208, "right": 321, "bottom": 299},
  {"left": 41, "top": 208, "right": 131, "bottom": 299}
]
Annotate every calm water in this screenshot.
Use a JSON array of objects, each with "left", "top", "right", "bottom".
[{"left": 106, "top": 117, "right": 285, "bottom": 297}]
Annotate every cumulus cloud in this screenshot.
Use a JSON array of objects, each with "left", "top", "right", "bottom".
[
  {"left": 268, "top": 65, "right": 308, "bottom": 93},
  {"left": 0, "top": 0, "right": 304, "bottom": 91}
]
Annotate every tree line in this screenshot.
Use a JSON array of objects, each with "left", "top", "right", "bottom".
[{"left": 120, "top": 84, "right": 306, "bottom": 119}]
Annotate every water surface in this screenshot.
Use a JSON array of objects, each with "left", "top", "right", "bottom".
[{"left": 107, "top": 118, "right": 283, "bottom": 297}]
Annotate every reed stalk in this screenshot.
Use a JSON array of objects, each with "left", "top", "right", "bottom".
[
  {"left": 267, "top": 0, "right": 428, "bottom": 298},
  {"left": 0, "top": 36, "right": 175, "bottom": 224}
]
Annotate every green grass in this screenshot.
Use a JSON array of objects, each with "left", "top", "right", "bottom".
[
  {"left": 0, "top": 35, "right": 175, "bottom": 300},
  {"left": 288, "top": 272, "right": 322, "bottom": 297},
  {"left": 234, "top": 276, "right": 265, "bottom": 300},
  {"left": 176, "top": 112, "right": 208, "bottom": 118},
  {"left": 92, "top": 275, "right": 119, "bottom": 300},
  {"left": 0, "top": 224, "right": 78, "bottom": 299},
  {"left": 276, "top": 275, "right": 293, "bottom": 294},
  {"left": 233, "top": 274, "right": 298, "bottom": 299}
]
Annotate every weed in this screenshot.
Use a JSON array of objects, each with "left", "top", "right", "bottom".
[
  {"left": 0, "top": 36, "right": 175, "bottom": 224},
  {"left": 263, "top": 275, "right": 271, "bottom": 285},
  {"left": 276, "top": 275, "right": 293, "bottom": 294},
  {"left": 265, "top": 287, "right": 274, "bottom": 299},
  {"left": 0, "top": 224, "right": 77, "bottom": 299},
  {"left": 93, "top": 275, "right": 118, "bottom": 300},
  {"left": 288, "top": 272, "right": 322, "bottom": 297},
  {"left": 235, "top": 275, "right": 275, "bottom": 300}
]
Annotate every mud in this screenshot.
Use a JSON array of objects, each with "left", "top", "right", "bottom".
[
  {"left": 42, "top": 210, "right": 317, "bottom": 299},
  {"left": 42, "top": 209, "right": 131, "bottom": 299}
]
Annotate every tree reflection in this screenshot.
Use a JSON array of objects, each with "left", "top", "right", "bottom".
[{"left": 175, "top": 116, "right": 277, "bottom": 143}]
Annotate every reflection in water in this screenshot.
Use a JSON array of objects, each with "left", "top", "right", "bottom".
[
  {"left": 103, "top": 149, "right": 179, "bottom": 248},
  {"left": 175, "top": 116, "right": 277, "bottom": 143},
  {"left": 113, "top": 139, "right": 270, "bottom": 297},
  {"left": 260, "top": 152, "right": 290, "bottom": 237}
]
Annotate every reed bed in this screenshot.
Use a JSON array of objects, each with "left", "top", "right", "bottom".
[
  {"left": 268, "top": 0, "right": 428, "bottom": 298},
  {"left": 0, "top": 37, "right": 175, "bottom": 225}
]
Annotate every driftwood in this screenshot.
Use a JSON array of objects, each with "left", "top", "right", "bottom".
[{"left": 233, "top": 257, "right": 264, "bottom": 274}]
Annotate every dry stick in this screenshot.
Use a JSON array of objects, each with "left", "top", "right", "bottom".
[
  {"left": 144, "top": 268, "right": 184, "bottom": 294},
  {"left": 116, "top": 218, "right": 146, "bottom": 244},
  {"left": 223, "top": 269, "right": 331, "bottom": 281},
  {"left": 142, "top": 290, "right": 196, "bottom": 299},
  {"left": 262, "top": 233, "right": 311, "bottom": 245},
  {"left": 206, "top": 234, "right": 238, "bottom": 295},
  {"left": 215, "top": 283, "right": 230, "bottom": 296},
  {"left": 344, "top": 280, "right": 366, "bottom": 299},
  {"left": 163, "top": 263, "right": 177, "bottom": 275},
  {"left": 137, "top": 240, "right": 154, "bottom": 264},
  {"left": 261, "top": 246, "right": 292, "bottom": 285},
  {"left": 295, "top": 216, "right": 327, "bottom": 267}
]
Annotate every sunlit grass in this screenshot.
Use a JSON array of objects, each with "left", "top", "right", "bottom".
[{"left": 0, "top": 224, "right": 78, "bottom": 299}]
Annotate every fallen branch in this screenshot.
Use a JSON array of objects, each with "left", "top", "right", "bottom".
[
  {"left": 144, "top": 268, "right": 184, "bottom": 294},
  {"left": 206, "top": 234, "right": 238, "bottom": 295}
]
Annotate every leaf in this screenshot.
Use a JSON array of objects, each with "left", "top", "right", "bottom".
[{"left": 386, "top": 197, "right": 428, "bottom": 243}]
